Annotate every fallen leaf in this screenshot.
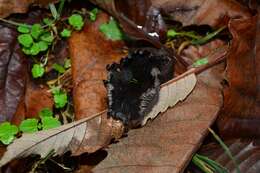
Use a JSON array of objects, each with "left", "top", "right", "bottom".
[
  {"left": 192, "top": 139, "right": 260, "bottom": 173},
  {"left": 11, "top": 80, "right": 54, "bottom": 125},
  {"left": 0, "top": 111, "right": 123, "bottom": 167},
  {"left": 0, "top": 0, "right": 57, "bottom": 18},
  {"left": 217, "top": 13, "right": 259, "bottom": 138},
  {"left": 151, "top": 0, "right": 251, "bottom": 27},
  {"left": 69, "top": 12, "right": 125, "bottom": 120},
  {"left": 90, "top": 75, "right": 222, "bottom": 173},
  {"left": 0, "top": 66, "right": 199, "bottom": 167},
  {"left": 0, "top": 25, "right": 27, "bottom": 122}
]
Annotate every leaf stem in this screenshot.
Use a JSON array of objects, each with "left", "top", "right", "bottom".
[{"left": 208, "top": 128, "right": 241, "bottom": 173}]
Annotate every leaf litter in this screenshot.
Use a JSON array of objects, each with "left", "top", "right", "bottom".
[{"left": 0, "top": 0, "right": 258, "bottom": 173}]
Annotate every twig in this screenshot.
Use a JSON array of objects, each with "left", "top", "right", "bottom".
[{"left": 0, "top": 18, "right": 31, "bottom": 27}]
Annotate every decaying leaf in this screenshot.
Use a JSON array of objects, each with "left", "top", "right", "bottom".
[
  {"left": 11, "top": 80, "right": 54, "bottom": 125},
  {"left": 217, "top": 14, "right": 259, "bottom": 138},
  {"left": 0, "top": 67, "right": 198, "bottom": 167},
  {"left": 69, "top": 12, "right": 125, "bottom": 120},
  {"left": 90, "top": 76, "right": 222, "bottom": 173},
  {"left": 0, "top": 0, "right": 57, "bottom": 18},
  {"left": 0, "top": 26, "right": 27, "bottom": 122}
]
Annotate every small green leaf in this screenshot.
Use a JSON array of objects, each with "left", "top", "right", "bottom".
[
  {"left": 18, "top": 34, "right": 33, "bottom": 48},
  {"left": 30, "top": 43, "right": 41, "bottom": 55},
  {"left": 43, "top": 18, "right": 53, "bottom": 26},
  {"left": 49, "top": 3, "right": 58, "bottom": 19},
  {"left": 89, "top": 8, "right": 98, "bottom": 22},
  {"left": 41, "top": 117, "right": 61, "bottom": 130},
  {"left": 193, "top": 58, "right": 209, "bottom": 67},
  {"left": 17, "top": 25, "right": 30, "bottom": 33},
  {"left": 40, "top": 32, "right": 54, "bottom": 43},
  {"left": 68, "top": 14, "right": 84, "bottom": 30},
  {"left": 19, "top": 118, "right": 39, "bottom": 133},
  {"left": 0, "top": 122, "right": 18, "bottom": 145},
  {"left": 39, "top": 108, "right": 53, "bottom": 118},
  {"left": 99, "top": 18, "right": 123, "bottom": 41},
  {"left": 37, "top": 41, "right": 49, "bottom": 52},
  {"left": 167, "top": 29, "right": 179, "bottom": 38},
  {"left": 64, "top": 59, "right": 71, "bottom": 69},
  {"left": 60, "top": 29, "right": 71, "bottom": 38},
  {"left": 22, "top": 47, "right": 32, "bottom": 55},
  {"left": 50, "top": 86, "right": 61, "bottom": 95},
  {"left": 54, "top": 91, "right": 67, "bottom": 108},
  {"left": 52, "top": 63, "right": 65, "bottom": 73},
  {"left": 32, "top": 64, "right": 44, "bottom": 78},
  {"left": 31, "top": 24, "right": 44, "bottom": 39}
]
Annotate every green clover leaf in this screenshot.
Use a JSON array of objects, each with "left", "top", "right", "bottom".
[
  {"left": 18, "top": 34, "right": 33, "bottom": 48},
  {"left": 89, "top": 8, "right": 98, "bottom": 22},
  {"left": 41, "top": 117, "right": 61, "bottom": 130},
  {"left": 32, "top": 64, "right": 44, "bottom": 78},
  {"left": 99, "top": 18, "right": 123, "bottom": 41},
  {"left": 37, "top": 41, "right": 49, "bottom": 52},
  {"left": 54, "top": 90, "right": 67, "bottom": 108},
  {"left": 19, "top": 118, "right": 39, "bottom": 133},
  {"left": 40, "top": 32, "right": 54, "bottom": 43},
  {"left": 52, "top": 63, "right": 65, "bottom": 73},
  {"left": 64, "top": 59, "right": 71, "bottom": 69},
  {"left": 0, "top": 122, "right": 18, "bottom": 145},
  {"left": 43, "top": 18, "right": 53, "bottom": 26},
  {"left": 30, "top": 43, "right": 41, "bottom": 55},
  {"left": 17, "top": 25, "right": 30, "bottom": 33},
  {"left": 60, "top": 28, "right": 71, "bottom": 38},
  {"left": 39, "top": 108, "right": 53, "bottom": 118},
  {"left": 68, "top": 14, "right": 84, "bottom": 30},
  {"left": 31, "top": 24, "right": 44, "bottom": 39}
]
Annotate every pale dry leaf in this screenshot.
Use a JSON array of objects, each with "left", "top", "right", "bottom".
[
  {"left": 142, "top": 74, "right": 197, "bottom": 125},
  {"left": 0, "top": 111, "right": 108, "bottom": 167},
  {"left": 0, "top": 73, "right": 197, "bottom": 167}
]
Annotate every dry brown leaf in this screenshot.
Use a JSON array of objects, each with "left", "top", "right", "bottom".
[
  {"left": 217, "top": 13, "right": 259, "bottom": 138},
  {"left": 0, "top": 0, "right": 57, "bottom": 18},
  {"left": 90, "top": 75, "right": 222, "bottom": 173},
  {"left": 0, "top": 69, "right": 198, "bottom": 167},
  {"left": 0, "top": 111, "right": 123, "bottom": 167},
  {"left": 69, "top": 12, "right": 125, "bottom": 120},
  {"left": 11, "top": 80, "right": 54, "bottom": 125},
  {"left": 151, "top": 0, "right": 251, "bottom": 27}
]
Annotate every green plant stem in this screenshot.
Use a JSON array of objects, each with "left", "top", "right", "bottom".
[
  {"left": 208, "top": 128, "right": 241, "bottom": 173},
  {"left": 191, "top": 26, "right": 226, "bottom": 45},
  {"left": 58, "top": 0, "right": 66, "bottom": 17},
  {"left": 196, "top": 154, "right": 228, "bottom": 173},
  {"left": 0, "top": 18, "right": 31, "bottom": 27},
  {"left": 192, "top": 154, "right": 214, "bottom": 173}
]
